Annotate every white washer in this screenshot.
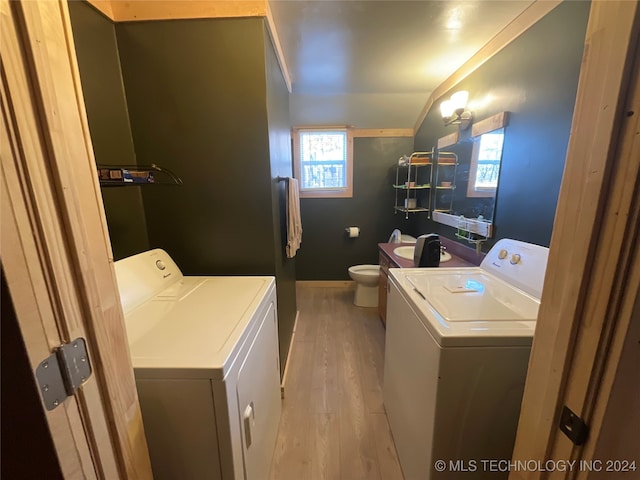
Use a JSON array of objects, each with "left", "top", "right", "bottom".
[
  {"left": 383, "top": 239, "right": 548, "bottom": 480},
  {"left": 115, "top": 249, "right": 281, "bottom": 480}
]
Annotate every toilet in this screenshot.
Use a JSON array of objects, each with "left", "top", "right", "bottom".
[
  {"left": 347, "top": 230, "right": 415, "bottom": 307},
  {"left": 348, "top": 264, "right": 380, "bottom": 307},
  {"left": 388, "top": 228, "right": 417, "bottom": 244}
]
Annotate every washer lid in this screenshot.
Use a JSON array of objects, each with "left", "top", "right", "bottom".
[
  {"left": 406, "top": 270, "right": 539, "bottom": 322},
  {"left": 389, "top": 268, "right": 538, "bottom": 347},
  {"left": 123, "top": 276, "right": 274, "bottom": 375}
]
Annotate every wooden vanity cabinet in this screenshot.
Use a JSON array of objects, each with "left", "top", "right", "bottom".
[{"left": 378, "top": 251, "right": 394, "bottom": 326}]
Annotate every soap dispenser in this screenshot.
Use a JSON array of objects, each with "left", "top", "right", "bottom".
[{"left": 414, "top": 234, "right": 441, "bottom": 267}]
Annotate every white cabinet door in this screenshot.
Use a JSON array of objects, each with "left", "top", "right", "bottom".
[{"left": 235, "top": 301, "right": 282, "bottom": 480}]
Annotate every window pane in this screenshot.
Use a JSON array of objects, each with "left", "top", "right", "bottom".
[
  {"left": 478, "top": 132, "right": 504, "bottom": 160},
  {"left": 475, "top": 132, "right": 504, "bottom": 189},
  {"left": 299, "top": 131, "right": 347, "bottom": 189}
]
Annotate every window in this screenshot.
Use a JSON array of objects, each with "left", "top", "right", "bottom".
[
  {"left": 467, "top": 129, "right": 505, "bottom": 198},
  {"left": 293, "top": 128, "right": 353, "bottom": 198}
]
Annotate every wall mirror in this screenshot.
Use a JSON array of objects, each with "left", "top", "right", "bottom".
[{"left": 432, "top": 112, "right": 509, "bottom": 237}]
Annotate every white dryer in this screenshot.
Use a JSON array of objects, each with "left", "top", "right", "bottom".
[
  {"left": 115, "top": 249, "right": 281, "bottom": 480},
  {"left": 383, "top": 239, "right": 548, "bottom": 480}
]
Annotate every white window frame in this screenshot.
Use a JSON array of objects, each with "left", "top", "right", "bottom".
[{"left": 292, "top": 127, "right": 353, "bottom": 198}]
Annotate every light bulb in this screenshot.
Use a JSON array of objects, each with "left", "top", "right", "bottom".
[
  {"left": 451, "top": 90, "right": 469, "bottom": 110},
  {"left": 440, "top": 100, "right": 454, "bottom": 119}
]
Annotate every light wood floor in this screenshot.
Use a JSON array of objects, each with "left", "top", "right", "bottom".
[{"left": 269, "top": 284, "right": 404, "bottom": 480}]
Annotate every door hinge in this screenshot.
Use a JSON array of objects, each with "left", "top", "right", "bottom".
[
  {"left": 35, "top": 338, "right": 92, "bottom": 411},
  {"left": 559, "top": 405, "right": 589, "bottom": 445}
]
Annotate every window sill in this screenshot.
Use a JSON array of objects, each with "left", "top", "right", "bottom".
[{"left": 299, "top": 188, "right": 353, "bottom": 199}]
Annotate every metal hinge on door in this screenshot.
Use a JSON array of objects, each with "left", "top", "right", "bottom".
[
  {"left": 35, "top": 338, "right": 92, "bottom": 411},
  {"left": 559, "top": 405, "right": 589, "bottom": 445}
]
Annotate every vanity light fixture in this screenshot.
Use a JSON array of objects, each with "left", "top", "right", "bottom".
[{"left": 440, "top": 90, "right": 473, "bottom": 130}]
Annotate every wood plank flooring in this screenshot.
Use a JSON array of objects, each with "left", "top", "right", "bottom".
[{"left": 269, "top": 284, "right": 404, "bottom": 480}]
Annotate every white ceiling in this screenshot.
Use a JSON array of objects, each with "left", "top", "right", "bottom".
[{"left": 268, "top": 0, "right": 535, "bottom": 128}]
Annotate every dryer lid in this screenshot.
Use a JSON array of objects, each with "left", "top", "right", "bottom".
[{"left": 123, "top": 276, "right": 274, "bottom": 373}]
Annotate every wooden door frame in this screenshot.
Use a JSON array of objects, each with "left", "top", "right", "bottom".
[
  {"left": 510, "top": 2, "right": 640, "bottom": 479},
  {"left": 1, "top": 1, "right": 152, "bottom": 478}
]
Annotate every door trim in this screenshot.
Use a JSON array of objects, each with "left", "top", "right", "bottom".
[
  {"left": 1, "top": 0, "right": 152, "bottom": 477},
  {"left": 510, "top": 2, "right": 640, "bottom": 478}
]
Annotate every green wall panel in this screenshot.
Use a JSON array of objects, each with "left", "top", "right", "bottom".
[
  {"left": 115, "top": 17, "right": 297, "bottom": 371},
  {"left": 296, "top": 136, "right": 415, "bottom": 280},
  {"left": 264, "top": 26, "right": 296, "bottom": 370},
  {"left": 116, "top": 18, "right": 275, "bottom": 275},
  {"left": 68, "top": 0, "right": 149, "bottom": 260},
  {"left": 414, "top": 1, "right": 590, "bottom": 250}
]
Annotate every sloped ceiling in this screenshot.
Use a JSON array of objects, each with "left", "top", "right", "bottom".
[{"left": 269, "top": 0, "right": 535, "bottom": 128}]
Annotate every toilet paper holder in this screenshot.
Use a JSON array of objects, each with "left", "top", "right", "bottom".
[{"left": 345, "top": 226, "right": 360, "bottom": 238}]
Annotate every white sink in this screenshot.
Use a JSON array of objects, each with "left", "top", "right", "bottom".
[
  {"left": 393, "top": 246, "right": 414, "bottom": 259},
  {"left": 393, "top": 246, "right": 451, "bottom": 263}
]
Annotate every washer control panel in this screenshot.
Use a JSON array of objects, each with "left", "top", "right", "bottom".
[{"left": 481, "top": 239, "right": 549, "bottom": 299}]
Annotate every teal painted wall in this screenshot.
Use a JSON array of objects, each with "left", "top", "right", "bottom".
[
  {"left": 414, "top": 1, "right": 590, "bottom": 250},
  {"left": 115, "top": 17, "right": 296, "bottom": 372},
  {"left": 68, "top": 0, "right": 149, "bottom": 260},
  {"left": 296, "top": 136, "right": 415, "bottom": 280},
  {"left": 265, "top": 25, "right": 297, "bottom": 369},
  {"left": 116, "top": 18, "right": 275, "bottom": 274}
]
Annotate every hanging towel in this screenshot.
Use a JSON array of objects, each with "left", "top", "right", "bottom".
[{"left": 286, "top": 177, "right": 303, "bottom": 258}]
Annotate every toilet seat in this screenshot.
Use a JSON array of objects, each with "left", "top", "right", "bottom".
[
  {"left": 348, "top": 265, "right": 380, "bottom": 285},
  {"left": 349, "top": 265, "right": 379, "bottom": 271}
]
